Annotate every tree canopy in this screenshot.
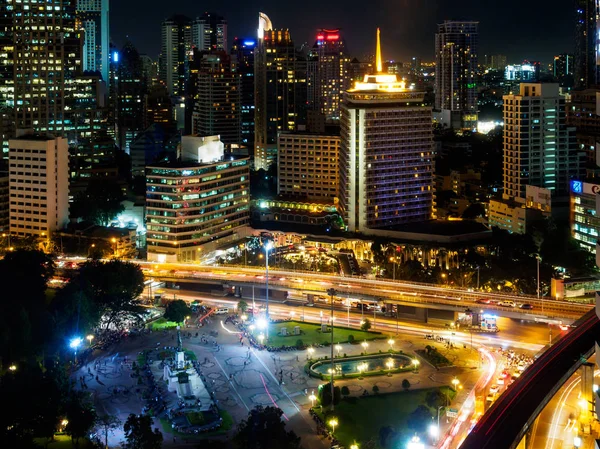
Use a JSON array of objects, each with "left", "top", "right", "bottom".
[
  {"left": 122, "top": 414, "right": 163, "bottom": 449},
  {"left": 70, "top": 178, "right": 125, "bottom": 226},
  {"left": 164, "top": 300, "right": 191, "bottom": 324},
  {"left": 234, "top": 406, "right": 302, "bottom": 449}
]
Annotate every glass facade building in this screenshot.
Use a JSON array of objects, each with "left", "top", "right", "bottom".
[{"left": 146, "top": 156, "right": 250, "bottom": 262}]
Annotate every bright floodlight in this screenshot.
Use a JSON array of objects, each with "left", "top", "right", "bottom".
[
  {"left": 265, "top": 241, "right": 273, "bottom": 251},
  {"left": 407, "top": 436, "right": 425, "bottom": 449},
  {"left": 256, "top": 317, "right": 268, "bottom": 329},
  {"left": 428, "top": 424, "right": 439, "bottom": 437},
  {"left": 69, "top": 337, "right": 82, "bottom": 349}
]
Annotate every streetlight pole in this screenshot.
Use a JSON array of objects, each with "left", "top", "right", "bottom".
[
  {"left": 265, "top": 241, "right": 272, "bottom": 341},
  {"left": 476, "top": 266, "right": 480, "bottom": 290},
  {"left": 327, "top": 288, "right": 336, "bottom": 411},
  {"left": 536, "top": 255, "right": 540, "bottom": 300},
  {"left": 436, "top": 405, "right": 444, "bottom": 444}
]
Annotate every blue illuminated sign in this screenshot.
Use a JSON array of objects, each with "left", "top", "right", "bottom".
[
  {"left": 113, "top": 51, "right": 119, "bottom": 63},
  {"left": 571, "top": 180, "right": 583, "bottom": 194},
  {"left": 243, "top": 40, "right": 256, "bottom": 47}
]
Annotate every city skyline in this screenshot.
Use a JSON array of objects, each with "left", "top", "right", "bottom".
[{"left": 112, "top": 0, "right": 573, "bottom": 63}]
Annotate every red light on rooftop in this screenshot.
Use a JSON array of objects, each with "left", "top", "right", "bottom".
[
  {"left": 326, "top": 34, "right": 339, "bottom": 40},
  {"left": 317, "top": 35, "right": 325, "bottom": 40}
]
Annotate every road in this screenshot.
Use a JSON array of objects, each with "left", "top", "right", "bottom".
[
  {"left": 138, "top": 261, "right": 590, "bottom": 321},
  {"left": 459, "top": 309, "right": 599, "bottom": 449}
]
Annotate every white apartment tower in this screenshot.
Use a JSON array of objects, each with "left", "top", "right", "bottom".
[
  {"left": 339, "top": 29, "right": 434, "bottom": 233},
  {"left": 192, "top": 13, "right": 227, "bottom": 52},
  {"left": 8, "top": 131, "right": 69, "bottom": 237},
  {"left": 503, "top": 83, "right": 583, "bottom": 200}
]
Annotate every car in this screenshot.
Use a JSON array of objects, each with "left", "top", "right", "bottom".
[
  {"left": 499, "top": 300, "right": 516, "bottom": 308},
  {"left": 519, "top": 303, "right": 534, "bottom": 310},
  {"left": 476, "top": 298, "right": 492, "bottom": 304},
  {"left": 496, "top": 377, "right": 505, "bottom": 385},
  {"left": 213, "top": 307, "right": 229, "bottom": 315},
  {"left": 486, "top": 394, "right": 496, "bottom": 403},
  {"left": 489, "top": 384, "right": 500, "bottom": 394}
]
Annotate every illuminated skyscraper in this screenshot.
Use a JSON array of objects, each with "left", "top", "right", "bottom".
[
  {"left": 254, "top": 12, "right": 307, "bottom": 169},
  {"left": 314, "top": 29, "right": 350, "bottom": 122},
  {"left": 575, "top": 0, "right": 600, "bottom": 89},
  {"left": 339, "top": 29, "right": 433, "bottom": 233},
  {"left": 160, "top": 15, "right": 192, "bottom": 96},
  {"left": 11, "top": 0, "right": 83, "bottom": 134},
  {"left": 192, "top": 52, "right": 241, "bottom": 144},
  {"left": 434, "top": 21, "right": 478, "bottom": 130},
  {"left": 192, "top": 13, "right": 227, "bottom": 52},
  {"left": 76, "top": 0, "right": 110, "bottom": 85},
  {"left": 231, "top": 38, "right": 256, "bottom": 148}
]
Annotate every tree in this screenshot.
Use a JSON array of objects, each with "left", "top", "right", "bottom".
[
  {"left": 164, "top": 300, "right": 191, "bottom": 324},
  {"left": 77, "top": 260, "right": 145, "bottom": 330},
  {"left": 122, "top": 414, "right": 163, "bottom": 449},
  {"left": 318, "top": 383, "right": 341, "bottom": 408},
  {"left": 406, "top": 405, "right": 433, "bottom": 434},
  {"left": 426, "top": 389, "right": 446, "bottom": 409},
  {"left": 341, "top": 386, "right": 350, "bottom": 399},
  {"left": 372, "top": 385, "right": 380, "bottom": 394},
  {"left": 70, "top": 178, "right": 125, "bottom": 226},
  {"left": 96, "top": 415, "right": 121, "bottom": 449},
  {"left": 234, "top": 406, "right": 302, "bottom": 449},
  {"left": 401, "top": 379, "right": 411, "bottom": 391},
  {"left": 360, "top": 319, "right": 371, "bottom": 332},
  {"left": 237, "top": 300, "right": 249, "bottom": 314},
  {"left": 65, "top": 392, "right": 97, "bottom": 448}
]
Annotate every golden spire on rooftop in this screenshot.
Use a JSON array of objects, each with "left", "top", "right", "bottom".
[{"left": 376, "top": 28, "right": 383, "bottom": 73}]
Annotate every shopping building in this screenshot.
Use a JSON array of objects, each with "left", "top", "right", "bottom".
[
  {"left": 570, "top": 180, "right": 600, "bottom": 253},
  {"left": 146, "top": 135, "right": 250, "bottom": 262}
]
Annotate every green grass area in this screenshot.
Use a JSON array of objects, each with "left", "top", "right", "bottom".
[
  {"left": 34, "top": 435, "right": 94, "bottom": 449},
  {"left": 315, "top": 388, "right": 451, "bottom": 449},
  {"left": 416, "top": 347, "right": 453, "bottom": 368},
  {"left": 265, "top": 321, "right": 385, "bottom": 348},
  {"left": 160, "top": 410, "right": 233, "bottom": 439},
  {"left": 186, "top": 412, "right": 205, "bottom": 426},
  {"left": 184, "top": 350, "right": 197, "bottom": 361},
  {"left": 148, "top": 317, "right": 180, "bottom": 330}
]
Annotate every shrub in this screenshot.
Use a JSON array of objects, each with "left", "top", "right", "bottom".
[
  {"left": 372, "top": 385, "right": 380, "bottom": 394},
  {"left": 360, "top": 319, "right": 372, "bottom": 331},
  {"left": 295, "top": 339, "right": 304, "bottom": 348},
  {"left": 402, "top": 379, "right": 411, "bottom": 391},
  {"left": 347, "top": 335, "right": 355, "bottom": 344}
]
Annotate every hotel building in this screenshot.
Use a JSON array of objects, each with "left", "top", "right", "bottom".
[{"left": 339, "top": 29, "right": 434, "bottom": 233}]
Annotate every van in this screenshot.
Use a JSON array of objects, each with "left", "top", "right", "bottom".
[
  {"left": 214, "top": 307, "right": 229, "bottom": 315},
  {"left": 499, "top": 300, "right": 516, "bottom": 308}
]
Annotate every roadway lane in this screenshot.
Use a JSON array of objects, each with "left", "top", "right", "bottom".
[{"left": 459, "top": 309, "right": 599, "bottom": 449}]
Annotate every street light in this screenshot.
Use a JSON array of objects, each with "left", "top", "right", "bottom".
[
  {"left": 386, "top": 358, "right": 394, "bottom": 376},
  {"left": 307, "top": 346, "right": 315, "bottom": 360},
  {"left": 112, "top": 237, "right": 117, "bottom": 258},
  {"left": 428, "top": 423, "right": 439, "bottom": 439},
  {"left": 328, "top": 418, "right": 338, "bottom": 434},
  {"left": 335, "top": 344, "right": 342, "bottom": 356},
  {"left": 412, "top": 358, "right": 420, "bottom": 373},
  {"left": 327, "top": 287, "right": 337, "bottom": 411},
  {"left": 8, "top": 364, "right": 16, "bottom": 372},
  {"left": 452, "top": 377, "right": 460, "bottom": 391},
  {"left": 361, "top": 341, "right": 369, "bottom": 354},
  {"left": 264, "top": 240, "right": 273, "bottom": 341},
  {"left": 387, "top": 338, "right": 395, "bottom": 351},
  {"left": 248, "top": 324, "right": 256, "bottom": 333},
  {"left": 70, "top": 337, "right": 82, "bottom": 363},
  {"left": 309, "top": 391, "right": 316, "bottom": 407},
  {"left": 86, "top": 335, "right": 94, "bottom": 347},
  {"left": 350, "top": 444, "right": 359, "bottom": 449},
  {"left": 241, "top": 314, "right": 248, "bottom": 322},
  {"left": 258, "top": 334, "right": 265, "bottom": 345}
]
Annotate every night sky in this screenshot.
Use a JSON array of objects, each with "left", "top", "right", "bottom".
[{"left": 112, "top": 0, "right": 573, "bottom": 64}]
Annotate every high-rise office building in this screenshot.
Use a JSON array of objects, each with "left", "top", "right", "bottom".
[
  {"left": 192, "top": 52, "right": 241, "bottom": 145},
  {"left": 146, "top": 135, "right": 250, "bottom": 262},
  {"left": 435, "top": 21, "right": 479, "bottom": 130},
  {"left": 566, "top": 88, "right": 600, "bottom": 166},
  {"left": 11, "top": 0, "right": 83, "bottom": 134},
  {"left": 553, "top": 53, "right": 574, "bottom": 87},
  {"left": 254, "top": 13, "right": 307, "bottom": 169},
  {"left": 314, "top": 29, "right": 350, "bottom": 122},
  {"left": 503, "top": 83, "right": 583, "bottom": 200},
  {"left": 231, "top": 38, "right": 256, "bottom": 149},
  {"left": 0, "top": 5, "right": 14, "bottom": 154},
  {"left": 144, "top": 85, "right": 175, "bottom": 132},
  {"left": 339, "top": 29, "right": 434, "bottom": 233},
  {"left": 76, "top": 0, "right": 110, "bottom": 85},
  {"left": 575, "top": 0, "right": 600, "bottom": 89},
  {"left": 8, "top": 130, "right": 69, "bottom": 237},
  {"left": 278, "top": 132, "right": 340, "bottom": 201},
  {"left": 160, "top": 15, "right": 192, "bottom": 96},
  {"left": 113, "top": 42, "right": 147, "bottom": 152},
  {"left": 484, "top": 54, "right": 507, "bottom": 71},
  {"left": 192, "top": 12, "right": 227, "bottom": 52}
]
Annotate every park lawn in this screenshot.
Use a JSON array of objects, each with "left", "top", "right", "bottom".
[
  {"left": 160, "top": 410, "right": 233, "bottom": 439},
  {"left": 34, "top": 435, "right": 94, "bottom": 449},
  {"left": 148, "top": 317, "right": 180, "bottom": 330},
  {"left": 267, "top": 321, "right": 385, "bottom": 348},
  {"left": 315, "top": 389, "right": 445, "bottom": 449}
]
